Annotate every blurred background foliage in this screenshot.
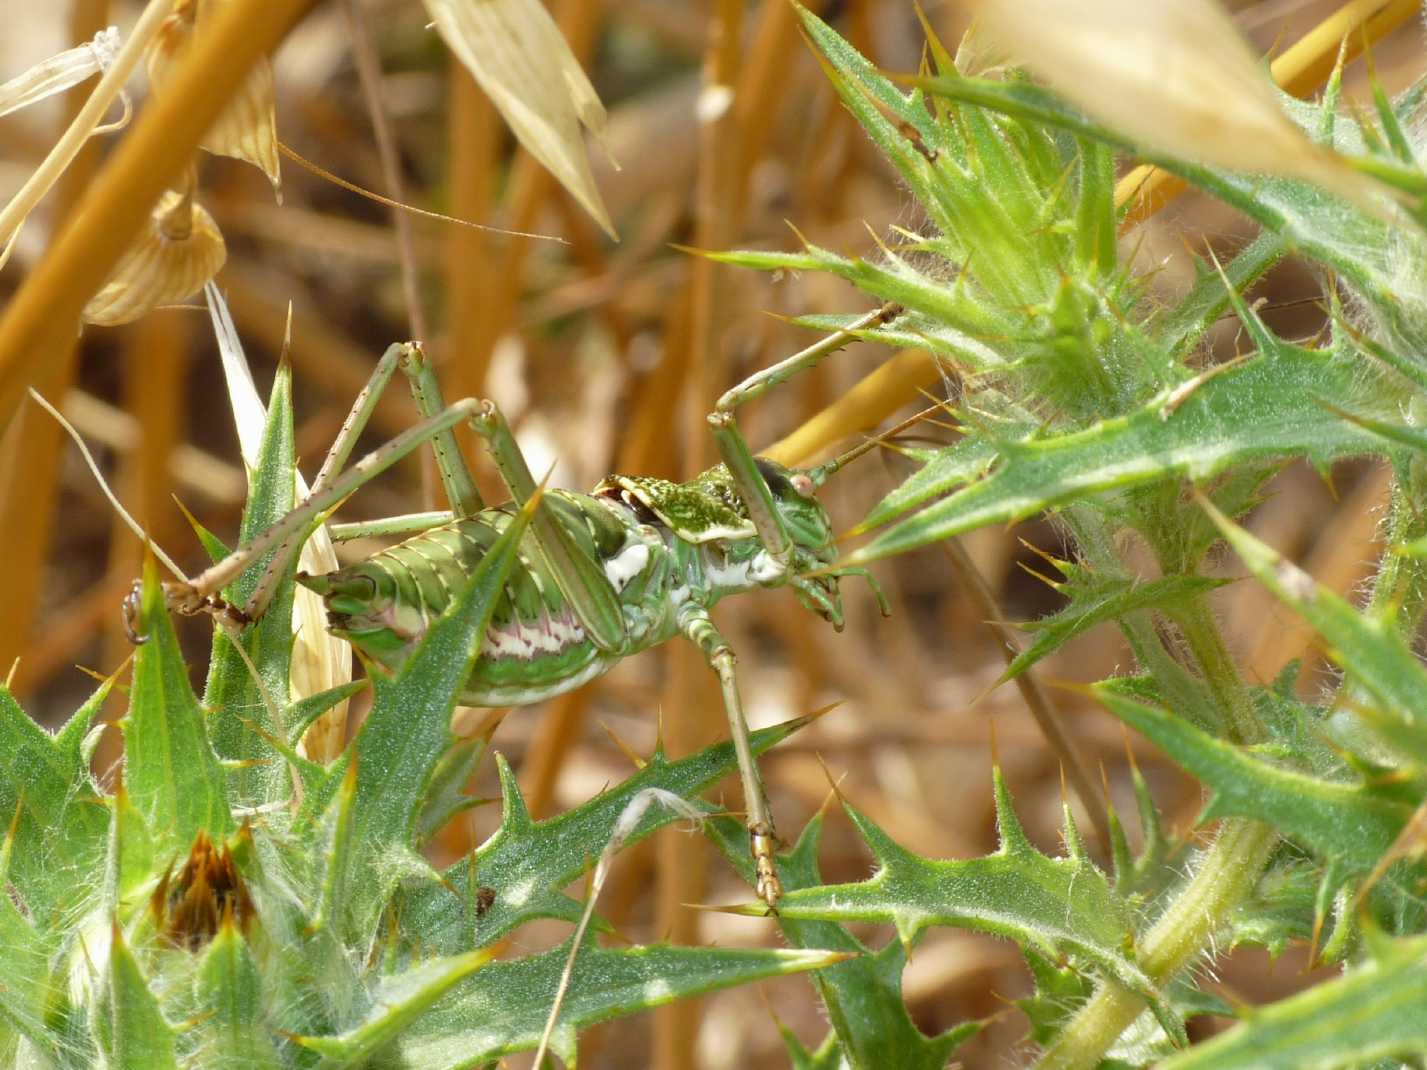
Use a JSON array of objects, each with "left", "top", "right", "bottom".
[{"left": 1, "top": 2, "right": 1423, "bottom": 1066}]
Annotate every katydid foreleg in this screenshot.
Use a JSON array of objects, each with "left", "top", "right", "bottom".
[{"left": 705, "top": 302, "right": 903, "bottom": 578}]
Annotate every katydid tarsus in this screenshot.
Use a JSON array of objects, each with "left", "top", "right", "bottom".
[{"left": 116, "top": 301, "right": 903, "bottom": 908}]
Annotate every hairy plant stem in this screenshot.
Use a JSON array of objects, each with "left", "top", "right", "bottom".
[
  {"left": 1033, "top": 817, "right": 1278, "bottom": 1070},
  {"left": 1035, "top": 508, "right": 1274, "bottom": 1068},
  {"left": 1174, "top": 598, "right": 1262, "bottom": 745}
]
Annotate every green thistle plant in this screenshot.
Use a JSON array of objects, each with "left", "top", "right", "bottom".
[{"left": 702, "top": 6, "right": 1427, "bottom": 1068}]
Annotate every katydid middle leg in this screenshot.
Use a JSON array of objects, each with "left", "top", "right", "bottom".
[
  {"left": 694, "top": 302, "right": 902, "bottom": 904},
  {"left": 677, "top": 603, "right": 782, "bottom": 908}
]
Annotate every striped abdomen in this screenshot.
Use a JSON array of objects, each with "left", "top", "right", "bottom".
[{"left": 300, "top": 492, "right": 664, "bottom": 705}]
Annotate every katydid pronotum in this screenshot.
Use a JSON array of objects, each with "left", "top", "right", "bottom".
[{"left": 91, "top": 302, "right": 904, "bottom": 908}]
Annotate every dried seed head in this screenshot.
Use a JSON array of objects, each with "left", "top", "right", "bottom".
[
  {"left": 83, "top": 190, "right": 225, "bottom": 326},
  {"left": 147, "top": 0, "right": 281, "bottom": 197},
  {"left": 150, "top": 828, "right": 253, "bottom": 951},
  {"left": 966, "top": 0, "right": 1397, "bottom": 222}
]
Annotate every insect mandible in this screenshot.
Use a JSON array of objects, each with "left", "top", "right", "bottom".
[{"left": 125, "top": 302, "right": 903, "bottom": 908}]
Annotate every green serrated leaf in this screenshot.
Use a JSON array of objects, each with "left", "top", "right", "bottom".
[
  {"left": 708, "top": 813, "right": 972, "bottom": 1070},
  {"left": 1160, "top": 933, "right": 1427, "bottom": 1070},
  {"left": 193, "top": 920, "right": 281, "bottom": 1070},
  {"left": 203, "top": 363, "right": 298, "bottom": 807},
  {"left": 852, "top": 342, "right": 1386, "bottom": 564},
  {"left": 1003, "top": 569, "right": 1227, "bottom": 684},
  {"left": 1093, "top": 682, "right": 1407, "bottom": 874},
  {"left": 97, "top": 924, "right": 178, "bottom": 1070},
  {"left": 393, "top": 939, "right": 846, "bottom": 1068},
  {"left": 781, "top": 1029, "right": 849, "bottom": 1070},
  {"left": 739, "top": 774, "right": 1152, "bottom": 1000},
  {"left": 125, "top": 558, "right": 231, "bottom": 851},
  {"left": 858, "top": 433, "right": 1001, "bottom": 532},
  {"left": 0, "top": 681, "right": 107, "bottom": 927},
  {"left": 1203, "top": 499, "right": 1427, "bottom": 763},
  {"left": 296, "top": 948, "right": 492, "bottom": 1065},
  {"left": 1149, "top": 229, "right": 1286, "bottom": 363},
  {"left": 407, "top": 715, "right": 814, "bottom": 952}
]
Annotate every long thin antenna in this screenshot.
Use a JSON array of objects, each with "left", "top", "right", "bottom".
[
  {"left": 29, "top": 388, "right": 188, "bottom": 581},
  {"left": 804, "top": 401, "right": 948, "bottom": 486}
]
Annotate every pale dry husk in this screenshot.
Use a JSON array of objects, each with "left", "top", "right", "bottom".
[
  {"left": 83, "top": 190, "right": 226, "bottom": 327},
  {"left": 147, "top": 0, "right": 281, "bottom": 197},
  {"left": 425, "top": 0, "right": 616, "bottom": 237}
]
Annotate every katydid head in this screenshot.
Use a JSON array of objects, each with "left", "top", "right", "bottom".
[{"left": 750, "top": 457, "right": 850, "bottom": 628}]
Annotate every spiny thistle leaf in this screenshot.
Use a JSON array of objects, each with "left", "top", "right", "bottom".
[
  {"left": 731, "top": 772, "right": 1153, "bottom": 1000},
  {"left": 391, "top": 940, "right": 848, "bottom": 1068},
  {"left": 202, "top": 360, "right": 297, "bottom": 807},
  {"left": 192, "top": 920, "right": 281, "bottom": 1070},
  {"left": 1093, "top": 681, "right": 1409, "bottom": 875},
  {"left": 336, "top": 494, "right": 534, "bottom": 940},
  {"left": 781, "top": 1029, "right": 849, "bottom": 1070},
  {"left": 1158, "top": 933, "right": 1427, "bottom": 1069},
  {"left": 127, "top": 558, "right": 231, "bottom": 853},
  {"left": 96, "top": 923, "right": 178, "bottom": 1070},
  {"left": 406, "top": 714, "right": 817, "bottom": 952},
  {"left": 708, "top": 812, "right": 975, "bottom": 1069},
  {"left": 294, "top": 949, "right": 493, "bottom": 1064},
  {"left": 852, "top": 339, "right": 1388, "bottom": 564},
  {"left": 1000, "top": 560, "right": 1228, "bottom": 684},
  {"left": 0, "top": 679, "right": 108, "bottom": 926},
  {"left": 1202, "top": 498, "right": 1427, "bottom": 766}
]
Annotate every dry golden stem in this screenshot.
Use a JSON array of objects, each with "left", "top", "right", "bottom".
[
  {"left": 0, "top": 0, "right": 322, "bottom": 435},
  {"left": 762, "top": 348, "right": 943, "bottom": 466}
]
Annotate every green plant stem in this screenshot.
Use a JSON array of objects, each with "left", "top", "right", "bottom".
[
  {"left": 1044, "top": 509, "right": 1273, "bottom": 1068},
  {"left": 1174, "top": 598, "right": 1263, "bottom": 745},
  {"left": 1034, "top": 817, "right": 1278, "bottom": 1070}
]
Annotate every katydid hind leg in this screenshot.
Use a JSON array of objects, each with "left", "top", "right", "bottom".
[
  {"left": 678, "top": 604, "right": 782, "bottom": 908},
  {"left": 466, "top": 399, "right": 629, "bottom": 655},
  {"left": 396, "top": 342, "right": 485, "bottom": 518}
]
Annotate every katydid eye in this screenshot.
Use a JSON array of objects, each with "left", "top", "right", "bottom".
[{"left": 790, "top": 473, "right": 815, "bottom": 498}]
